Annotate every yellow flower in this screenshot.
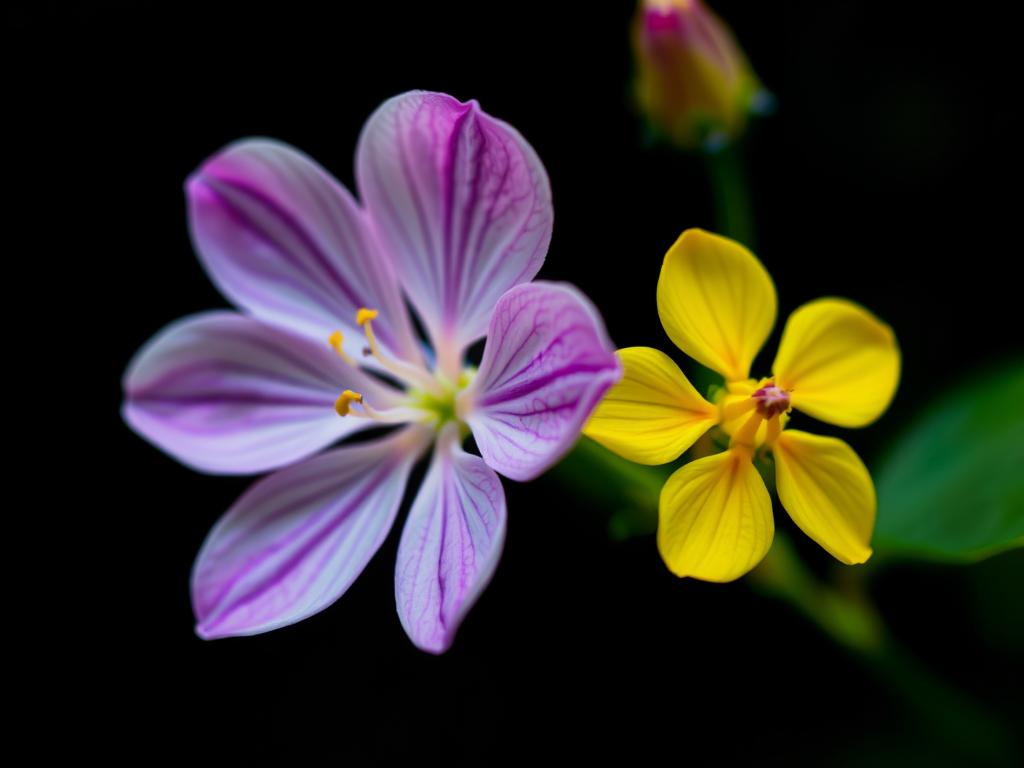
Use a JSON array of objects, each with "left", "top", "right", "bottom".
[{"left": 584, "top": 229, "right": 900, "bottom": 581}]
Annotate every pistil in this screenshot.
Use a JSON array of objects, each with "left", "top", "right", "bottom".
[{"left": 752, "top": 382, "right": 790, "bottom": 419}]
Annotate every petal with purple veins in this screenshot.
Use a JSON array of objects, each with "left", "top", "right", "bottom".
[
  {"left": 356, "top": 91, "right": 552, "bottom": 373},
  {"left": 123, "top": 311, "right": 400, "bottom": 475},
  {"left": 192, "top": 426, "right": 431, "bottom": 639},
  {"left": 187, "top": 138, "right": 421, "bottom": 364},
  {"left": 463, "top": 282, "right": 621, "bottom": 481},
  {"left": 395, "top": 425, "right": 507, "bottom": 654}
]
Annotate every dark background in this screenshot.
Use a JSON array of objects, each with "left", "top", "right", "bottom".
[{"left": 12, "top": 1, "right": 1021, "bottom": 763}]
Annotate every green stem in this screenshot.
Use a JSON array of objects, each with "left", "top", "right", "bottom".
[
  {"left": 704, "top": 143, "right": 755, "bottom": 247},
  {"left": 706, "top": 140, "right": 1014, "bottom": 761},
  {"left": 553, "top": 443, "right": 1017, "bottom": 759}
]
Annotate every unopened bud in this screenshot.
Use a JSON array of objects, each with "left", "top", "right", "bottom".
[{"left": 632, "top": 0, "right": 770, "bottom": 151}]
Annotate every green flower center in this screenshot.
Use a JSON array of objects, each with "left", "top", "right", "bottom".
[{"left": 410, "top": 367, "right": 476, "bottom": 433}]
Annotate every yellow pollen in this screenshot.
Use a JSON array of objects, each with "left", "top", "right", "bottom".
[
  {"left": 328, "top": 330, "right": 354, "bottom": 365},
  {"left": 356, "top": 308, "right": 385, "bottom": 362},
  {"left": 350, "top": 307, "right": 445, "bottom": 397},
  {"left": 334, "top": 389, "right": 363, "bottom": 417},
  {"left": 356, "top": 308, "right": 379, "bottom": 326}
]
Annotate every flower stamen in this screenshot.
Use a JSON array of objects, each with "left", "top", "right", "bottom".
[
  {"left": 327, "top": 330, "right": 355, "bottom": 366},
  {"left": 726, "top": 382, "right": 791, "bottom": 453},
  {"left": 355, "top": 307, "right": 444, "bottom": 397},
  {"left": 334, "top": 388, "right": 425, "bottom": 424},
  {"left": 334, "top": 389, "right": 364, "bottom": 417}
]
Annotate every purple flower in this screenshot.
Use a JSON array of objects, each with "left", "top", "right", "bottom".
[{"left": 122, "top": 91, "right": 621, "bottom": 653}]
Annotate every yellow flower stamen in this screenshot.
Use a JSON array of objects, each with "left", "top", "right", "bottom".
[
  {"left": 334, "top": 389, "right": 363, "bottom": 417},
  {"left": 721, "top": 381, "right": 791, "bottom": 452},
  {"left": 334, "top": 388, "right": 426, "bottom": 424},
  {"left": 328, "top": 330, "right": 355, "bottom": 365},
  {"left": 355, "top": 308, "right": 379, "bottom": 326},
  {"left": 354, "top": 307, "right": 444, "bottom": 397}
]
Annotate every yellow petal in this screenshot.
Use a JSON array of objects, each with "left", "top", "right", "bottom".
[
  {"left": 584, "top": 347, "right": 719, "bottom": 465},
  {"left": 658, "top": 450, "right": 774, "bottom": 582},
  {"left": 773, "top": 430, "right": 874, "bottom": 564},
  {"left": 657, "top": 229, "right": 777, "bottom": 382},
  {"left": 772, "top": 298, "right": 900, "bottom": 427}
]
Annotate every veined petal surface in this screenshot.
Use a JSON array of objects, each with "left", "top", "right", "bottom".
[
  {"left": 658, "top": 449, "right": 773, "bottom": 581},
  {"left": 584, "top": 346, "right": 718, "bottom": 464},
  {"left": 773, "top": 298, "right": 900, "bottom": 428},
  {"left": 773, "top": 430, "right": 875, "bottom": 564},
  {"left": 357, "top": 91, "right": 552, "bottom": 364},
  {"left": 192, "top": 426, "right": 430, "bottom": 639},
  {"left": 465, "top": 282, "right": 620, "bottom": 481},
  {"left": 656, "top": 229, "right": 776, "bottom": 381},
  {"left": 187, "top": 139, "right": 420, "bottom": 363},
  {"left": 123, "top": 312, "right": 398, "bottom": 474},
  {"left": 395, "top": 426, "right": 507, "bottom": 654}
]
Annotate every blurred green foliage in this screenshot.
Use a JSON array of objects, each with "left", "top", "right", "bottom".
[
  {"left": 874, "top": 361, "right": 1024, "bottom": 561},
  {"left": 556, "top": 438, "right": 666, "bottom": 540}
]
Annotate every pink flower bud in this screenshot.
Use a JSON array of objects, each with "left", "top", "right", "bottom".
[{"left": 633, "top": 0, "right": 768, "bottom": 151}]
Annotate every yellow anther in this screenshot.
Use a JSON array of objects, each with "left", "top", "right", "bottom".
[
  {"left": 334, "top": 389, "right": 364, "bottom": 417},
  {"left": 350, "top": 306, "right": 446, "bottom": 398},
  {"left": 327, "top": 330, "right": 355, "bottom": 365},
  {"left": 356, "top": 308, "right": 379, "bottom": 326},
  {"left": 356, "top": 308, "right": 384, "bottom": 361}
]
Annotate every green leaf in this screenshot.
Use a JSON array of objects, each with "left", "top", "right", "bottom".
[{"left": 873, "top": 360, "right": 1024, "bottom": 561}]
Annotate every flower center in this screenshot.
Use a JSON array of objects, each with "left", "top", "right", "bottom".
[
  {"left": 752, "top": 382, "right": 790, "bottom": 419},
  {"left": 720, "top": 379, "right": 791, "bottom": 455},
  {"left": 328, "top": 308, "right": 474, "bottom": 432},
  {"left": 409, "top": 369, "right": 475, "bottom": 431}
]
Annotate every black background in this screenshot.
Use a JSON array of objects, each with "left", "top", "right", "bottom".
[{"left": 12, "top": 1, "right": 1022, "bottom": 763}]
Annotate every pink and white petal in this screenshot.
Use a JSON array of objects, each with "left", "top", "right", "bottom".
[
  {"left": 395, "top": 425, "right": 507, "bottom": 654},
  {"left": 193, "top": 426, "right": 432, "bottom": 639},
  {"left": 463, "top": 282, "right": 621, "bottom": 481},
  {"left": 187, "top": 138, "right": 421, "bottom": 363},
  {"left": 356, "top": 91, "right": 552, "bottom": 366},
  {"left": 123, "top": 312, "right": 400, "bottom": 475}
]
